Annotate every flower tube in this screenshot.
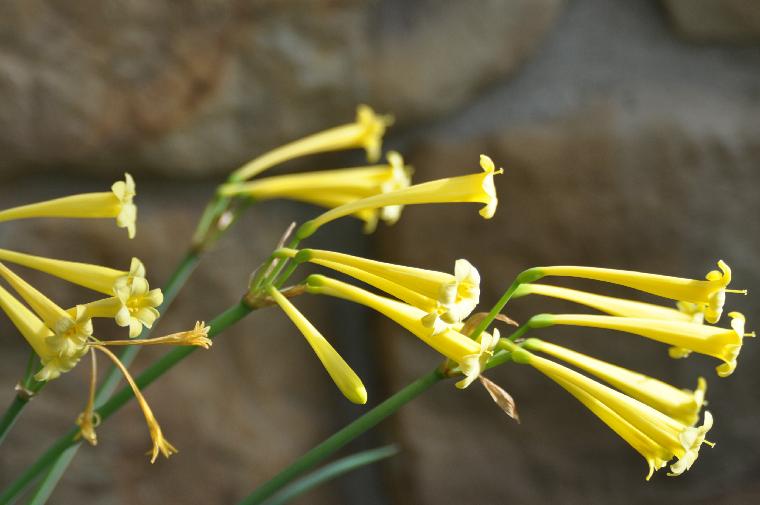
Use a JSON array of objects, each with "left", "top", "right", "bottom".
[
  {"left": 527, "top": 313, "right": 752, "bottom": 377},
  {"left": 508, "top": 342, "right": 713, "bottom": 477},
  {"left": 0, "top": 174, "right": 136, "bottom": 238},
  {"left": 268, "top": 286, "right": 366, "bottom": 404},
  {"left": 0, "top": 249, "right": 147, "bottom": 295},
  {"left": 230, "top": 105, "right": 393, "bottom": 182},
  {"left": 297, "top": 155, "right": 502, "bottom": 239},
  {"left": 523, "top": 261, "right": 738, "bottom": 323},
  {"left": 305, "top": 274, "right": 493, "bottom": 388},
  {"left": 522, "top": 338, "right": 706, "bottom": 425},
  {"left": 76, "top": 282, "right": 164, "bottom": 337}
]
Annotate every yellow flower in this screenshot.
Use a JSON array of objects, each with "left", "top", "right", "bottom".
[
  {"left": 281, "top": 248, "right": 480, "bottom": 333},
  {"left": 526, "top": 260, "right": 738, "bottom": 324},
  {"left": 529, "top": 312, "right": 752, "bottom": 377},
  {"left": 0, "top": 174, "right": 137, "bottom": 238},
  {"left": 508, "top": 342, "right": 714, "bottom": 478},
  {"left": 220, "top": 152, "right": 411, "bottom": 232},
  {"left": 268, "top": 286, "right": 366, "bottom": 404},
  {"left": 297, "top": 155, "right": 502, "bottom": 239},
  {"left": 0, "top": 248, "right": 147, "bottom": 296},
  {"left": 0, "top": 285, "right": 85, "bottom": 381},
  {"left": 77, "top": 282, "right": 164, "bottom": 337},
  {"left": 513, "top": 283, "right": 697, "bottom": 322},
  {"left": 305, "top": 274, "right": 491, "bottom": 387},
  {"left": 522, "top": 338, "right": 706, "bottom": 425},
  {"left": 230, "top": 105, "right": 393, "bottom": 182}
]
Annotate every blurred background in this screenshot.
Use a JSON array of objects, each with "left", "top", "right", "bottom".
[{"left": 1, "top": 0, "right": 759, "bottom": 503}]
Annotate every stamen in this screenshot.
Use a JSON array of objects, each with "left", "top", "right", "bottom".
[
  {"left": 726, "top": 289, "right": 748, "bottom": 295},
  {"left": 93, "top": 345, "right": 177, "bottom": 463}
]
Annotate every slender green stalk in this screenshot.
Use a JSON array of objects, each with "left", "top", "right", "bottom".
[
  {"left": 238, "top": 368, "right": 445, "bottom": 505},
  {"left": 25, "top": 446, "right": 78, "bottom": 505},
  {"left": 469, "top": 280, "right": 522, "bottom": 342},
  {"left": 259, "top": 445, "right": 398, "bottom": 505},
  {"left": 0, "top": 302, "right": 253, "bottom": 505},
  {"left": 0, "top": 354, "right": 44, "bottom": 447}
]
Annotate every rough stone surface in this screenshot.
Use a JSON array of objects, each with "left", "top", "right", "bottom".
[
  {"left": 0, "top": 0, "right": 563, "bottom": 179},
  {"left": 663, "top": 0, "right": 760, "bottom": 42}
]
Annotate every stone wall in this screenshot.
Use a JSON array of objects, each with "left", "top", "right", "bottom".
[{"left": 1, "top": 1, "right": 759, "bottom": 504}]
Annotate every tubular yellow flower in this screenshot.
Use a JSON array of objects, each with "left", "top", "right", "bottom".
[
  {"left": 526, "top": 260, "right": 737, "bottom": 324},
  {"left": 0, "top": 285, "right": 84, "bottom": 381},
  {"left": 93, "top": 345, "right": 177, "bottom": 462},
  {"left": 305, "top": 275, "right": 490, "bottom": 386},
  {"left": 268, "top": 286, "right": 366, "bottom": 404},
  {"left": 508, "top": 342, "right": 714, "bottom": 477},
  {"left": 77, "top": 282, "right": 164, "bottom": 337},
  {"left": 0, "top": 262, "right": 91, "bottom": 360},
  {"left": 513, "top": 283, "right": 697, "bottom": 322},
  {"left": 220, "top": 152, "right": 411, "bottom": 232},
  {"left": 297, "top": 155, "right": 502, "bottom": 239},
  {"left": 0, "top": 249, "right": 147, "bottom": 295},
  {"left": 75, "top": 349, "right": 100, "bottom": 446},
  {"left": 283, "top": 248, "right": 480, "bottom": 332},
  {"left": 230, "top": 105, "right": 393, "bottom": 182},
  {"left": 0, "top": 174, "right": 136, "bottom": 238},
  {"left": 529, "top": 313, "right": 752, "bottom": 377},
  {"left": 522, "top": 338, "right": 707, "bottom": 425}
]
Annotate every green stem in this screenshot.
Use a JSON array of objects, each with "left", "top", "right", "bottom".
[
  {"left": 0, "top": 302, "right": 253, "bottom": 505},
  {"left": 237, "top": 368, "right": 445, "bottom": 505},
  {"left": 469, "top": 280, "right": 521, "bottom": 342},
  {"left": 0, "top": 354, "right": 45, "bottom": 448}
]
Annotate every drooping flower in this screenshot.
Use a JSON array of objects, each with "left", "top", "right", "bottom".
[
  {"left": 305, "top": 274, "right": 492, "bottom": 387},
  {"left": 297, "top": 155, "right": 502, "bottom": 239},
  {"left": 507, "top": 341, "right": 714, "bottom": 479},
  {"left": 281, "top": 248, "right": 479, "bottom": 333},
  {"left": 527, "top": 312, "right": 753, "bottom": 377},
  {"left": 0, "top": 248, "right": 147, "bottom": 295},
  {"left": 522, "top": 261, "right": 738, "bottom": 324},
  {"left": 522, "top": 338, "right": 707, "bottom": 425},
  {"left": 220, "top": 152, "right": 411, "bottom": 232},
  {"left": 0, "top": 174, "right": 137, "bottom": 238},
  {"left": 268, "top": 286, "right": 366, "bottom": 404},
  {"left": 230, "top": 105, "right": 393, "bottom": 182}
]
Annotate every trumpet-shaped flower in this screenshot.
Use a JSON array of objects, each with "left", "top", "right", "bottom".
[
  {"left": 306, "top": 274, "right": 491, "bottom": 387},
  {"left": 268, "top": 286, "right": 366, "bottom": 404},
  {"left": 77, "top": 282, "right": 164, "bottom": 337},
  {"left": 522, "top": 338, "right": 707, "bottom": 425},
  {"left": 0, "top": 285, "right": 85, "bottom": 381},
  {"left": 297, "top": 155, "right": 502, "bottom": 239},
  {"left": 0, "top": 248, "right": 147, "bottom": 296},
  {"left": 528, "top": 312, "right": 752, "bottom": 377},
  {"left": 281, "top": 248, "right": 480, "bottom": 333},
  {"left": 0, "top": 174, "right": 137, "bottom": 238},
  {"left": 220, "top": 152, "right": 411, "bottom": 232},
  {"left": 0, "top": 262, "right": 91, "bottom": 360},
  {"left": 230, "top": 105, "right": 393, "bottom": 182},
  {"left": 524, "top": 261, "right": 737, "bottom": 324},
  {"left": 508, "top": 342, "right": 714, "bottom": 478},
  {"left": 513, "top": 283, "right": 698, "bottom": 322}
]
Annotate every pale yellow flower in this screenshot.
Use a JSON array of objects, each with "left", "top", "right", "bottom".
[
  {"left": 0, "top": 174, "right": 137, "bottom": 238},
  {"left": 513, "top": 283, "right": 696, "bottom": 322},
  {"left": 508, "top": 342, "right": 714, "bottom": 478},
  {"left": 220, "top": 152, "right": 411, "bottom": 232},
  {"left": 77, "top": 282, "right": 164, "bottom": 338},
  {"left": 282, "top": 248, "right": 480, "bottom": 333},
  {"left": 522, "top": 338, "right": 706, "bottom": 425},
  {"left": 530, "top": 312, "right": 752, "bottom": 377},
  {"left": 306, "top": 274, "right": 491, "bottom": 387},
  {"left": 96, "top": 321, "right": 212, "bottom": 349},
  {"left": 297, "top": 155, "right": 502, "bottom": 239},
  {"left": 230, "top": 105, "right": 393, "bottom": 182},
  {"left": 268, "top": 286, "right": 366, "bottom": 404},
  {"left": 527, "top": 260, "right": 738, "bottom": 324},
  {"left": 0, "top": 249, "right": 147, "bottom": 296}
]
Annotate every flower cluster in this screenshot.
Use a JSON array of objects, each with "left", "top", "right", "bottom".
[
  {"left": 503, "top": 261, "right": 751, "bottom": 478},
  {"left": 0, "top": 175, "right": 210, "bottom": 461}
]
